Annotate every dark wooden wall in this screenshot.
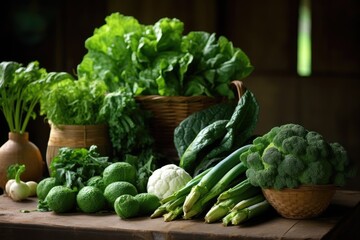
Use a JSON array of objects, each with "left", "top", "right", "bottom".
[{"left": 1, "top": 0, "right": 359, "bottom": 189}]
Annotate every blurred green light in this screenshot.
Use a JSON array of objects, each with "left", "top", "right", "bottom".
[{"left": 297, "top": 0, "right": 312, "bottom": 77}]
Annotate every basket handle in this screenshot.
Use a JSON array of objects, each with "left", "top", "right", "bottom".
[{"left": 230, "top": 80, "right": 246, "bottom": 100}]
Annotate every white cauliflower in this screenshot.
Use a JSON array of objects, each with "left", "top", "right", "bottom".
[{"left": 147, "top": 164, "right": 192, "bottom": 200}]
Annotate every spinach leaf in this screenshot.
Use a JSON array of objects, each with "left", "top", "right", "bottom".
[
  {"left": 50, "top": 145, "right": 111, "bottom": 189},
  {"left": 180, "top": 120, "right": 229, "bottom": 175},
  {"left": 194, "top": 90, "right": 259, "bottom": 175},
  {"left": 174, "top": 102, "right": 236, "bottom": 158}
]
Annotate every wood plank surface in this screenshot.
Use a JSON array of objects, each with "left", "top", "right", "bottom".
[{"left": 0, "top": 190, "right": 359, "bottom": 240}]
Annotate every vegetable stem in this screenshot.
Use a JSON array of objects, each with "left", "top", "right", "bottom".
[
  {"left": 183, "top": 145, "right": 251, "bottom": 213},
  {"left": 183, "top": 161, "right": 247, "bottom": 218},
  {"left": 222, "top": 198, "right": 270, "bottom": 226}
]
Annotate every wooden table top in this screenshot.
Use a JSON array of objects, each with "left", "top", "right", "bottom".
[{"left": 0, "top": 190, "right": 359, "bottom": 240}]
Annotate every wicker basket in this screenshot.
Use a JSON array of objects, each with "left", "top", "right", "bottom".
[
  {"left": 262, "top": 185, "right": 336, "bottom": 219},
  {"left": 135, "top": 80, "right": 246, "bottom": 160},
  {"left": 46, "top": 124, "right": 111, "bottom": 173}
]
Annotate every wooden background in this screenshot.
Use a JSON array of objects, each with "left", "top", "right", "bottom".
[{"left": 1, "top": 0, "right": 359, "bottom": 189}]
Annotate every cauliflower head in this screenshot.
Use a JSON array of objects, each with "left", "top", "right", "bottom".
[{"left": 147, "top": 164, "right": 192, "bottom": 200}]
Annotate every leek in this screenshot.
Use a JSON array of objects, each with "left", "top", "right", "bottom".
[
  {"left": 183, "top": 161, "right": 247, "bottom": 219},
  {"left": 183, "top": 145, "right": 251, "bottom": 213}
]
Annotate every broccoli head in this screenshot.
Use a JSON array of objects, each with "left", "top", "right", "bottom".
[
  {"left": 298, "top": 160, "right": 333, "bottom": 185},
  {"left": 240, "top": 123, "right": 358, "bottom": 190}
]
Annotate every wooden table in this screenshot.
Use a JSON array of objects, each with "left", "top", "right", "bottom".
[{"left": 0, "top": 190, "right": 359, "bottom": 240}]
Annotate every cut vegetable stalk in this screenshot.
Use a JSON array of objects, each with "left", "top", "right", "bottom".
[
  {"left": 205, "top": 195, "right": 244, "bottom": 223},
  {"left": 166, "top": 195, "right": 186, "bottom": 212},
  {"left": 163, "top": 205, "right": 183, "bottom": 222},
  {"left": 205, "top": 187, "right": 261, "bottom": 223},
  {"left": 217, "top": 178, "right": 255, "bottom": 202},
  {"left": 152, "top": 167, "right": 212, "bottom": 219},
  {"left": 161, "top": 167, "right": 212, "bottom": 204},
  {"left": 183, "top": 161, "right": 247, "bottom": 218},
  {"left": 223, "top": 199, "right": 270, "bottom": 226},
  {"left": 232, "top": 194, "right": 265, "bottom": 211},
  {"left": 150, "top": 201, "right": 171, "bottom": 218},
  {"left": 183, "top": 145, "right": 251, "bottom": 212},
  {"left": 222, "top": 194, "right": 265, "bottom": 226}
]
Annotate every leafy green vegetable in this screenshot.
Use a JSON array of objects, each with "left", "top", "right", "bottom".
[
  {"left": 123, "top": 149, "right": 159, "bottom": 193},
  {"left": 98, "top": 88, "right": 154, "bottom": 157},
  {"left": 193, "top": 89, "right": 259, "bottom": 175},
  {"left": 180, "top": 120, "right": 229, "bottom": 175},
  {"left": 40, "top": 78, "right": 107, "bottom": 125},
  {"left": 49, "top": 145, "right": 111, "bottom": 189},
  {"left": 174, "top": 102, "right": 236, "bottom": 158},
  {"left": 0, "top": 61, "right": 71, "bottom": 133},
  {"left": 176, "top": 89, "right": 259, "bottom": 175},
  {"left": 77, "top": 13, "right": 253, "bottom": 97}
]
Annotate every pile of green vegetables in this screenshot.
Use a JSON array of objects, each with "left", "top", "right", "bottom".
[
  {"left": 47, "top": 145, "right": 156, "bottom": 194},
  {"left": 149, "top": 87, "right": 265, "bottom": 225},
  {"left": 151, "top": 145, "right": 270, "bottom": 226},
  {"left": 151, "top": 121, "right": 357, "bottom": 225},
  {"left": 77, "top": 12, "right": 253, "bottom": 98},
  {"left": 176, "top": 88, "right": 259, "bottom": 176}
]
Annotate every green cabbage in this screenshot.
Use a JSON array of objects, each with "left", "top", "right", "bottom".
[{"left": 77, "top": 13, "right": 253, "bottom": 97}]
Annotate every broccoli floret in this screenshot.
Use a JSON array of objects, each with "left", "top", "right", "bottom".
[
  {"left": 262, "top": 145, "right": 282, "bottom": 167},
  {"left": 261, "top": 126, "right": 280, "bottom": 143},
  {"left": 329, "top": 142, "right": 349, "bottom": 172},
  {"left": 272, "top": 124, "right": 307, "bottom": 148},
  {"left": 281, "top": 123, "right": 308, "bottom": 137},
  {"left": 245, "top": 167, "right": 277, "bottom": 189},
  {"left": 278, "top": 154, "right": 305, "bottom": 177},
  {"left": 251, "top": 136, "right": 269, "bottom": 153},
  {"left": 299, "top": 160, "right": 333, "bottom": 185},
  {"left": 241, "top": 123, "right": 357, "bottom": 190},
  {"left": 273, "top": 174, "right": 300, "bottom": 190},
  {"left": 306, "top": 131, "right": 332, "bottom": 159},
  {"left": 246, "top": 152, "right": 264, "bottom": 171},
  {"left": 281, "top": 136, "right": 308, "bottom": 155}
]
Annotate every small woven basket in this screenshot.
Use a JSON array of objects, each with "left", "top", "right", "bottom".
[
  {"left": 135, "top": 80, "right": 245, "bottom": 160},
  {"left": 262, "top": 185, "right": 336, "bottom": 219}
]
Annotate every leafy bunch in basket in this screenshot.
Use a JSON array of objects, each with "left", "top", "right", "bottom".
[
  {"left": 77, "top": 12, "right": 253, "bottom": 98},
  {"left": 39, "top": 77, "right": 154, "bottom": 158}
]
